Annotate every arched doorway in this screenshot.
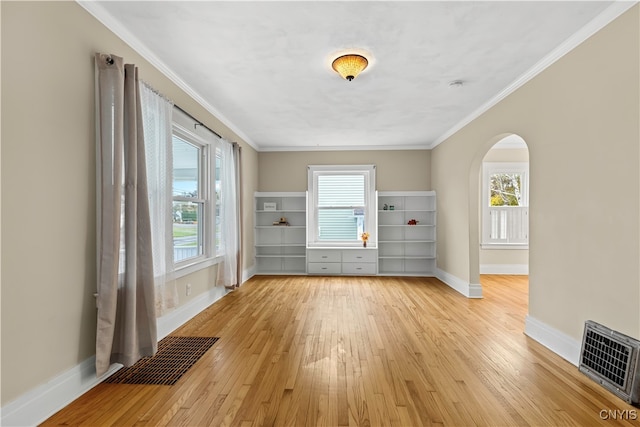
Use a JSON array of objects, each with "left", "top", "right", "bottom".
[{"left": 467, "top": 134, "right": 530, "bottom": 296}]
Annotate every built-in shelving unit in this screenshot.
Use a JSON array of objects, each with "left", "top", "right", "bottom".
[
  {"left": 377, "top": 191, "right": 436, "bottom": 276},
  {"left": 254, "top": 192, "right": 307, "bottom": 274}
]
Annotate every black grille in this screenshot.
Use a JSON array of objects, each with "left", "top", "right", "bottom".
[
  {"left": 581, "top": 329, "right": 630, "bottom": 388},
  {"left": 579, "top": 320, "right": 640, "bottom": 405},
  {"left": 104, "top": 336, "right": 219, "bottom": 386}
]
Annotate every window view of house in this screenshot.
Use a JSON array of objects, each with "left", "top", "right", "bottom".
[{"left": 172, "top": 134, "right": 203, "bottom": 263}]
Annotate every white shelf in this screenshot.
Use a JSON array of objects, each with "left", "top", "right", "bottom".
[
  {"left": 255, "top": 192, "right": 307, "bottom": 274},
  {"left": 378, "top": 191, "right": 436, "bottom": 276}
]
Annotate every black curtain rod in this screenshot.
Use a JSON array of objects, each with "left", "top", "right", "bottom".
[{"left": 174, "top": 104, "right": 223, "bottom": 140}]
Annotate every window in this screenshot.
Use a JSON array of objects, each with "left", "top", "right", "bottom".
[
  {"left": 171, "top": 108, "right": 222, "bottom": 268},
  {"left": 482, "top": 162, "right": 529, "bottom": 247},
  {"left": 172, "top": 131, "right": 205, "bottom": 263},
  {"left": 307, "top": 165, "right": 376, "bottom": 247}
]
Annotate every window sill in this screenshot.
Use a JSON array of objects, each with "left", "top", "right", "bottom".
[
  {"left": 174, "top": 256, "right": 222, "bottom": 279},
  {"left": 481, "top": 244, "right": 529, "bottom": 250}
]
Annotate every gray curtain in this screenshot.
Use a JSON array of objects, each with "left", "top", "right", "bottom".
[
  {"left": 234, "top": 143, "right": 243, "bottom": 287},
  {"left": 216, "top": 140, "right": 243, "bottom": 289},
  {"left": 95, "top": 53, "right": 157, "bottom": 377}
]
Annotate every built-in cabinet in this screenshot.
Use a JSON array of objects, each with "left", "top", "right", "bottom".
[
  {"left": 254, "top": 191, "right": 436, "bottom": 276},
  {"left": 377, "top": 191, "right": 436, "bottom": 276},
  {"left": 254, "top": 192, "right": 307, "bottom": 274},
  {"left": 307, "top": 248, "right": 378, "bottom": 275}
]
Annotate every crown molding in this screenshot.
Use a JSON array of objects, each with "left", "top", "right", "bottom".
[
  {"left": 76, "top": 0, "right": 260, "bottom": 152},
  {"left": 429, "top": 0, "right": 638, "bottom": 149},
  {"left": 259, "top": 143, "right": 432, "bottom": 152}
]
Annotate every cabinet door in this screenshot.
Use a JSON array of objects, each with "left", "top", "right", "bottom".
[
  {"left": 308, "top": 263, "right": 342, "bottom": 274},
  {"left": 342, "top": 250, "right": 377, "bottom": 263},
  {"left": 307, "top": 250, "right": 341, "bottom": 263},
  {"left": 342, "top": 263, "right": 376, "bottom": 275}
]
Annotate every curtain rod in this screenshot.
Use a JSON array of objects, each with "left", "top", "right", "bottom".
[{"left": 174, "top": 104, "right": 223, "bottom": 140}]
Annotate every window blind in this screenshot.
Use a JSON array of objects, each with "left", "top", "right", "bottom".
[{"left": 317, "top": 175, "right": 365, "bottom": 241}]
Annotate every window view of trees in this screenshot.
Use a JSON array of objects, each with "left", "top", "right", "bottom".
[{"left": 490, "top": 173, "right": 522, "bottom": 206}]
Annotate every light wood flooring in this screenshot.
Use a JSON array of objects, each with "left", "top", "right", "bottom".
[{"left": 42, "top": 275, "right": 639, "bottom": 426}]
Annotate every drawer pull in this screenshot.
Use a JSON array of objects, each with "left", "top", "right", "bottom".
[
  {"left": 322, "top": 267, "right": 327, "bottom": 270},
  {"left": 356, "top": 256, "right": 363, "bottom": 259},
  {"left": 356, "top": 267, "right": 362, "bottom": 270},
  {"left": 321, "top": 256, "right": 328, "bottom": 259}
]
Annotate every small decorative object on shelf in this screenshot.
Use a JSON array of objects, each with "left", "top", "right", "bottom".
[
  {"left": 389, "top": 205, "right": 395, "bottom": 210},
  {"left": 263, "top": 202, "right": 277, "bottom": 211},
  {"left": 361, "top": 231, "right": 370, "bottom": 247},
  {"left": 383, "top": 203, "right": 388, "bottom": 210},
  {"left": 407, "top": 219, "right": 419, "bottom": 225},
  {"left": 272, "top": 217, "right": 290, "bottom": 226}
]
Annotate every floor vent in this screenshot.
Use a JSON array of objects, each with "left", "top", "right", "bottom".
[
  {"left": 579, "top": 320, "right": 640, "bottom": 405},
  {"left": 104, "top": 336, "right": 219, "bottom": 386}
]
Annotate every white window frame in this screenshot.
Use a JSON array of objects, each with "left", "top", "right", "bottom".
[
  {"left": 481, "top": 162, "right": 529, "bottom": 249},
  {"left": 307, "top": 164, "right": 376, "bottom": 247},
  {"left": 171, "top": 109, "right": 221, "bottom": 275}
]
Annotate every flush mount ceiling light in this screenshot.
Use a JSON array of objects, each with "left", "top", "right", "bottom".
[{"left": 331, "top": 54, "right": 368, "bottom": 81}]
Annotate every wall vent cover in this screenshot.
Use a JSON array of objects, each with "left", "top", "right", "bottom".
[{"left": 579, "top": 320, "right": 640, "bottom": 405}]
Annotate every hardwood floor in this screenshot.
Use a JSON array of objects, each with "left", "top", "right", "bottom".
[{"left": 42, "top": 275, "right": 638, "bottom": 426}]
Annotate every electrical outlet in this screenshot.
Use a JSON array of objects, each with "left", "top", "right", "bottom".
[{"left": 186, "top": 283, "right": 192, "bottom": 296}]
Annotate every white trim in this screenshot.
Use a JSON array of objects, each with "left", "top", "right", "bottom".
[
  {"left": 430, "top": 1, "right": 637, "bottom": 149},
  {"left": 258, "top": 143, "right": 431, "bottom": 152},
  {"left": 0, "top": 357, "right": 121, "bottom": 427},
  {"left": 307, "top": 164, "right": 376, "bottom": 248},
  {"left": 435, "top": 267, "right": 483, "bottom": 298},
  {"left": 481, "top": 244, "right": 528, "bottom": 250},
  {"left": 525, "top": 315, "right": 582, "bottom": 366},
  {"left": 480, "top": 264, "right": 529, "bottom": 275},
  {"left": 76, "top": 1, "right": 258, "bottom": 152},
  {"left": 242, "top": 264, "right": 257, "bottom": 284},
  {"left": 173, "top": 256, "right": 220, "bottom": 280},
  {"left": 1, "top": 287, "right": 231, "bottom": 426},
  {"left": 157, "top": 286, "right": 228, "bottom": 339}
]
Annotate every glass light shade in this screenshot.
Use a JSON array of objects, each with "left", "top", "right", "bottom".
[{"left": 332, "top": 54, "right": 368, "bottom": 81}]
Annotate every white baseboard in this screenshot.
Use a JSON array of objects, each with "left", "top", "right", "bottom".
[
  {"left": 0, "top": 357, "right": 121, "bottom": 427},
  {"left": 435, "top": 268, "right": 483, "bottom": 298},
  {"left": 524, "top": 315, "right": 581, "bottom": 366},
  {"left": 242, "top": 264, "right": 256, "bottom": 284},
  {"left": 2, "top": 286, "right": 230, "bottom": 427},
  {"left": 480, "top": 264, "right": 528, "bottom": 275},
  {"left": 157, "top": 285, "right": 228, "bottom": 338}
]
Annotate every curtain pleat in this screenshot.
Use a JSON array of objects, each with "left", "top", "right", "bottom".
[
  {"left": 234, "top": 143, "right": 243, "bottom": 287},
  {"left": 216, "top": 140, "right": 240, "bottom": 288},
  {"left": 95, "top": 53, "right": 157, "bottom": 377}
]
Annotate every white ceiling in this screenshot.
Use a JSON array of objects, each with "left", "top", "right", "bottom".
[{"left": 82, "top": 1, "right": 624, "bottom": 152}]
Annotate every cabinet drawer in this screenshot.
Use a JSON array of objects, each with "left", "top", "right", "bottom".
[
  {"left": 308, "top": 262, "right": 342, "bottom": 274},
  {"left": 342, "top": 263, "right": 377, "bottom": 275},
  {"left": 307, "top": 250, "right": 341, "bottom": 263},
  {"left": 342, "top": 249, "right": 377, "bottom": 263}
]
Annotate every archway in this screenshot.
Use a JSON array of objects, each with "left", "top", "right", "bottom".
[{"left": 468, "top": 133, "right": 530, "bottom": 295}]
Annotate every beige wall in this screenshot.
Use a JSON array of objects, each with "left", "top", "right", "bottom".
[
  {"left": 1, "top": 1, "right": 258, "bottom": 404},
  {"left": 432, "top": 6, "right": 639, "bottom": 341},
  {"left": 482, "top": 147, "right": 529, "bottom": 163},
  {"left": 258, "top": 150, "right": 431, "bottom": 192},
  {"left": 480, "top": 147, "right": 530, "bottom": 267}
]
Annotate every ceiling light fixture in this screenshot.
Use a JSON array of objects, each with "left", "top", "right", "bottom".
[{"left": 332, "top": 54, "right": 368, "bottom": 81}]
